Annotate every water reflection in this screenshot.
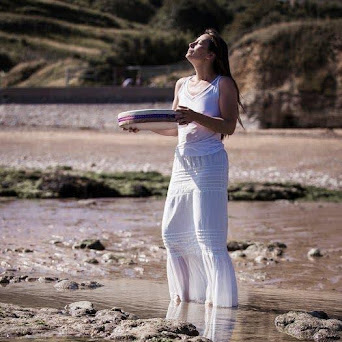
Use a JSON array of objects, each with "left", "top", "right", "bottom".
[{"left": 166, "top": 301, "right": 237, "bottom": 342}]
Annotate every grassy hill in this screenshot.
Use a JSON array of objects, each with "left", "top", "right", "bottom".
[{"left": 0, "top": 0, "right": 341, "bottom": 87}]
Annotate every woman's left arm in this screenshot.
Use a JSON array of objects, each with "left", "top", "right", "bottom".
[{"left": 175, "top": 77, "right": 239, "bottom": 135}]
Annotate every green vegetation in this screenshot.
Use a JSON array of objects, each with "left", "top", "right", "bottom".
[
  {"left": 0, "top": 167, "right": 170, "bottom": 198},
  {"left": 1, "top": 166, "right": 341, "bottom": 202},
  {"left": 220, "top": 0, "right": 342, "bottom": 42},
  {"left": 0, "top": 0, "right": 341, "bottom": 86},
  {"left": 152, "top": 0, "right": 228, "bottom": 35},
  {"left": 59, "top": 0, "right": 162, "bottom": 23},
  {"left": 228, "top": 181, "right": 342, "bottom": 202},
  {"left": 0, "top": 0, "right": 124, "bottom": 28},
  {"left": 231, "top": 19, "right": 341, "bottom": 94}
]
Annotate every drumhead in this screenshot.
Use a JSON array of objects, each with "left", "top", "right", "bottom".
[{"left": 118, "top": 109, "right": 178, "bottom": 131}]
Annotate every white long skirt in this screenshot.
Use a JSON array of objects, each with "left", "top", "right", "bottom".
[{"left": 161, "top": 147, "right": 238, "bottom": 308}]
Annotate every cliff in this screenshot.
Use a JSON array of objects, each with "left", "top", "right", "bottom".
[{"left": 230, "top": 19, "right": 342, "bottom": 128}]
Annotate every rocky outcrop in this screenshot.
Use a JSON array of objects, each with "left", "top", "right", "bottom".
[
  {"left": 0, "top": 301, "right": 208, "bottom": 341},
  {"left": 38, "top": 172, "right": 120, "bottom": 198},
  {"left": 230, "top": 20, "right": 342, "bottom": 128},
  {"left": 228, "top": 240, "right": 287, "bottom": 263},
  {"left": 54, "top": 279, "right": 103, "bottom": 290},
  {"left": 228, "top": 182, "right": 306, "bottom": 201},
  {"left": 275, "top": 310, "right": 342, "bottom": 341},
  {"left": 2, "top": 167, "right": 341, "bottom": 201}
]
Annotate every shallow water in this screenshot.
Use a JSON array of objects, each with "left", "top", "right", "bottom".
[
  {"left": 0, "top": 279, "right": 341, "bottom": 342},
  {"left": 0, "top": 198, "right": 341, "bottom": 291},
  {"left": 0, "top": 198, "right": 341, "bottom": 341}
]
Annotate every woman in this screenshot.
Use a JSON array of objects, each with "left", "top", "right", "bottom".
[{"left": 124, "top": 28, "right": 245, "bottom": 307}]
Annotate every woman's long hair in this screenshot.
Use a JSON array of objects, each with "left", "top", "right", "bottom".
[{"left": 205, "top": 28, "right": 246, "bottom": 140}]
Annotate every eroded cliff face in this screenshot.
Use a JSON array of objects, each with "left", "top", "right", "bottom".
[{"left": 230, "top": 21, "right": 342, "bottom": 128}]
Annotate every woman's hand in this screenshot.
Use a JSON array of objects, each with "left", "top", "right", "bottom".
[
  {"left": 175, "top": 106, "right": 199, "bottom": 125},
  {"left": 122, "top": 127, "right": 139, "bottom": 133}
]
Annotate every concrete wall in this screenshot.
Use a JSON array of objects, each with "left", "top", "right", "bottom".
[{"left": 0, "top": 87, "right": 174, "bottom": 104}]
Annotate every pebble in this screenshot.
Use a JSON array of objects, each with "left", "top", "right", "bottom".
[
  {"left": 308, "top": 248, "right": 324, "bottom": 258},
  {"left": 84, "top": 258, "right": 99, "bottom": 264},
  {"left": 73, "top": 239, "right": 105, "bottom": 250}
]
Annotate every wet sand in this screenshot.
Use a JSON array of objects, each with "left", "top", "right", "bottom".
[{"left": 1, "top": 127, "right": 341, "bottom": 190}]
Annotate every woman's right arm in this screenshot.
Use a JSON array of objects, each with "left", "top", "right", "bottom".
[{"left": 149, "top": 77, "right": 185, "bottom": 136}]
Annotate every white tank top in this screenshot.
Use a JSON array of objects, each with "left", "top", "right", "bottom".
[{"left": 176, "top": 75, "right": 224, "bottom": 156}]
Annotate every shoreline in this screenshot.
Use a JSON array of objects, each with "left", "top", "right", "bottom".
[
  {"left": 1, "top": 127, "right": 341, "bottom": 192},
  {"left": 1, "top": 166, "right": 341, "bottom": 201}
]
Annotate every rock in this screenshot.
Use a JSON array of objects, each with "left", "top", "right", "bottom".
[
  {"left": 0, "top": 276, "right": 10, "bottom": 284},
  {"left": 309, "top": 311, "right": 330, "bottom": 319},
  {"left": 313, "top": 329, "right": 341, "bottom": 341},
  {"left": 308, "top": 248, "right": 323, "bottom": 258},
  {"left": 230, "top": 250, "right": 246, "bottom": 259},
  {"left": 275, "top": 310, "right": 342, "bottom": 341},
  {"left": 228, "top": 182, "right": 306, "bottom": 201},
  {"left": 9, "top": 276, "right": 23, "bottom": 283},
  {"left": 64, "top": 301, "right": 97, "bottom": 317},
  {"left": 102, "top": 253, "right": 119, "bottom": 262},
  {"left": 109, "top": 317, "right": 199, "bottom": 340},
  {"left": 73, "top": 239, "right": 105, "bottom": 250},
  {"left": 14, "top": 248, "right": 33, "bottom": 253},
  {"left": 95, "top": 307, "right": 137, "bottom": 323},
  {"left": 25, "top": 277, "right": 38, "bottom": 282},
  {"left": 227, "top": 240, "right": 287, "bottom": 261},
  {"left": 38, "top": 277, "right": 59, "bottom": 283},
  {"left": 227, "top": 240, "right": 253, "bottom": 251},
  {"left": 54, "top": 280, "right": 79, "bottom": 290},
  {"left": 78, "top": 281, "right": 103, "bottom": 289},
  {"left": 54, "top": 279, "right": 103, "bottom": 290},
  {"left": 0, "top": 302, "right": 207, "bottom": 340},
  {"left": 84, "top": 258, "right": 99, "bottom": 264},
  {"left": 254, "top": 255, "right": 267, "bottom": 263},
  {"left": 242, "top": 241, "right": 287, "bottom": 262},
  {"left": 49, "top": 239, "right": 63, "bottom": 245},
  {"left": 230, "top": 20, "right": 342, "bottom": 131},
  {"left": 37, "top": 172, "right": 120, "bottom": 198},
  {"left": 268, "top": 241, "right": 287, "bottom": 249}
]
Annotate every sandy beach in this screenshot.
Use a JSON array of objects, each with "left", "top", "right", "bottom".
[
  {"left": 1, "top": 104, "right": 342, "bottom": 341},
  {"left": 0, "top": 127, "right": 341, "bottom": 190}
]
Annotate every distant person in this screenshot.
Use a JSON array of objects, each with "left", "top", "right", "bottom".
[
  {"left": 121, "top": 78, "right": 134, "bottom": 87},
  {"left": 122, "top": 28, "right": 245, "bottom": 308},
  {"left": 135, "top": 72, "right": 142, "bottom": 86}
]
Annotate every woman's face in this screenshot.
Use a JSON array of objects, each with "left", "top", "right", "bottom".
[{"left": 186, "top": 34, "right": 213, "bottom": 62}]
